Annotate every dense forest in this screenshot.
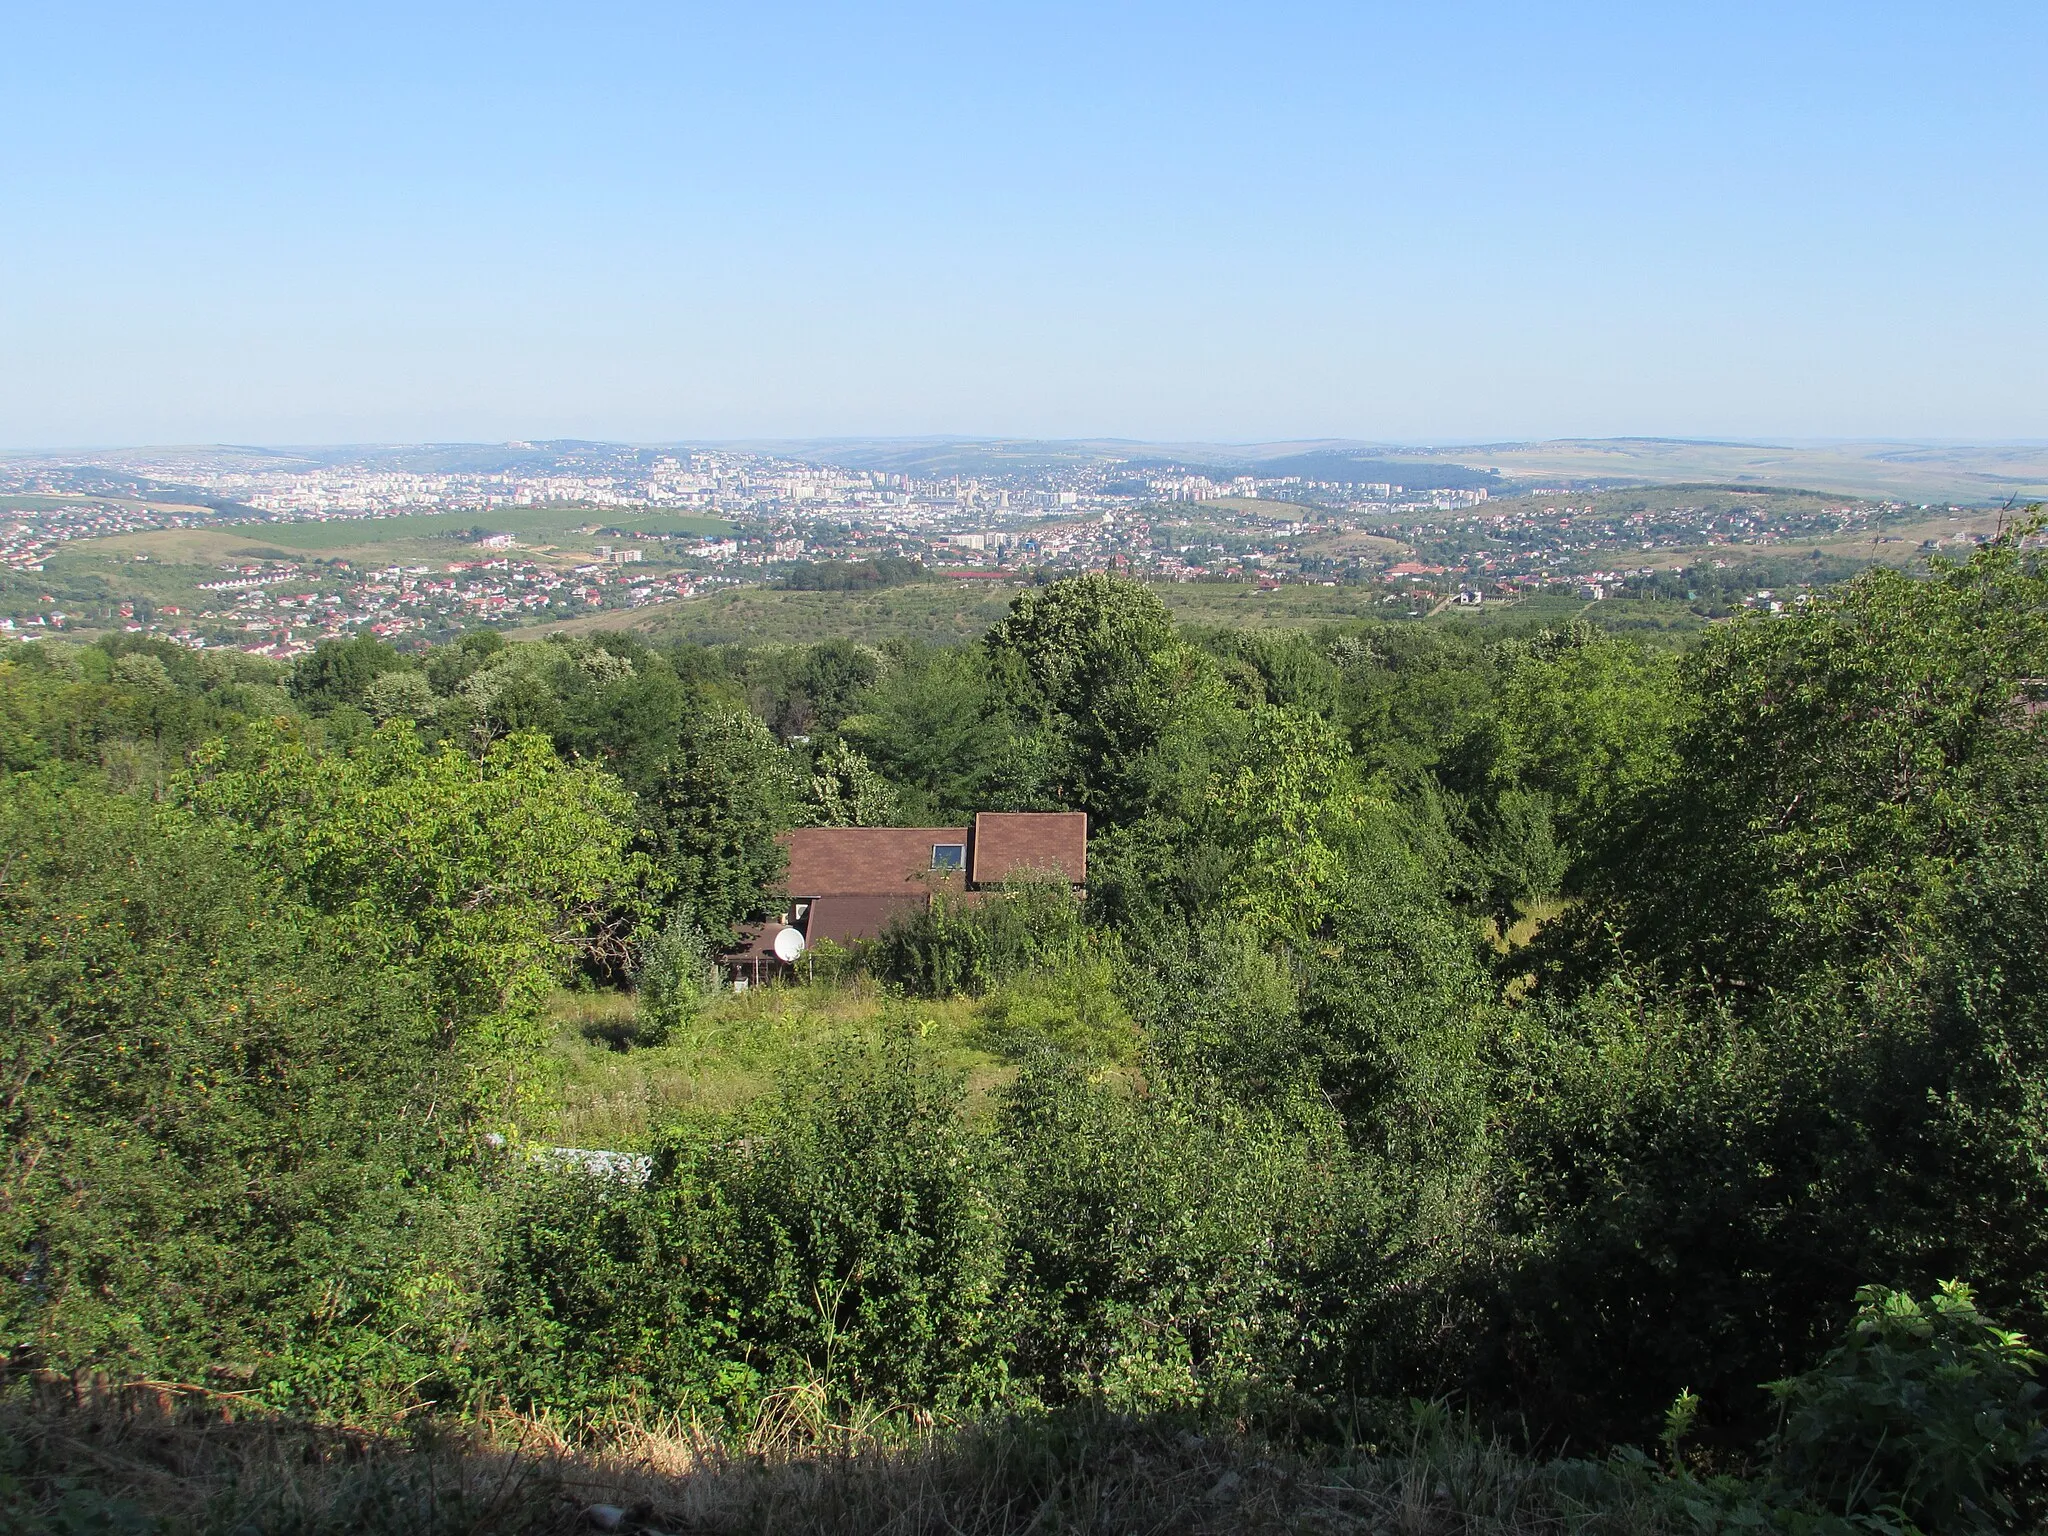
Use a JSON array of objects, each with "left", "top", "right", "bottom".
[{"left": 4, "top": 536, "right": 2047, "bottom": 1533}]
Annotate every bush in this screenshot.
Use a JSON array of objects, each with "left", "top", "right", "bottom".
[
  {"left": 1566, "top": 1283, "right": 2048, "bottom": 1536},
  {"left": 874, "top": 879, "right": 1086, "bottom": 998},
  {"left": 0, "top": 777, "right": 482, "bottom": 1407},
  {"left": 632, "top": 909, "right": 717, "bottom": 1043},
  {"left": 1767, "top": 1282, "right": 2048, "bottom": 1532},
  {"left": 1481, "top": 979, "right": 1794, "bottom": 1446},
  {"left": 485, "top": 1033, "right": 1010, "bottom": 1422},
  {"left": 969, "top": 954, "right": 1137, "bottom": 1066},
  {"left": 993, "top": 1057, "right": 1354, "bottom": 1417}
]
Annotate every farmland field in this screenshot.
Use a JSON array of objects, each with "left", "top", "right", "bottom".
[{"left": 80, "top": 504, "right": 727, "bottom": 558}]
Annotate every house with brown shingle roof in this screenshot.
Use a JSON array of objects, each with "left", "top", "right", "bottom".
[{"left": 723, "top": 811, "right": 1087, "bottom": 981}]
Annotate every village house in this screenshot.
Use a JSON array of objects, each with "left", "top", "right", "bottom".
[{"left": 722, "top": 811, "right": 1087, "bottom": 982}]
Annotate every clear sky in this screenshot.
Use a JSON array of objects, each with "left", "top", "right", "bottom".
[{"left": 3, "top": 2, "right": 2043, "bottom": 449}]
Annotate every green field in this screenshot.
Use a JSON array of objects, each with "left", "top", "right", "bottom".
[
  {"left": 81, "top": 507, "right": 730, "bottom": 569},
  {"left": 544, "top": 983, "right": 1008, "bottom": 1151},
  {"left": 193, "top": 505, "right": 733, "bottom": 552},
  {"left": 516, "top": 577, "right": 1712, "bottom": 648},
  {"left": 1165, "top": 582, "right": 1443, "bottom": 627},
  {"left": 523, "top": 580, "right": 1027, "bottom": 645},
  {"left": 0, "top": 492, "right": 216, "bottom": 516},
  {"left": 1, "top": 494, "right": 104, "bottom": 513},
  {"left": 34, "top": 506, "right": 731, "bottom": 629}
]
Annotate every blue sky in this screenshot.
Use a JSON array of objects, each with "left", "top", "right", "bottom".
[{"left": 2, "top": 2, "right": 2043, "bottom": 448}]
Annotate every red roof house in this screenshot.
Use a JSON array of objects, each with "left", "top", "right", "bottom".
[{"left": 723, "top": 811, "right": 1088, "bottom": 979}]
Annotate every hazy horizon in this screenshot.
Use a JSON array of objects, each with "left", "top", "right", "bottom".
[{"left": 11, "top": 433, "right": 2048, "bottom": 458}]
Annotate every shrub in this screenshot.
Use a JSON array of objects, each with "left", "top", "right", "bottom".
[
  {"left": 993, "top": 1057, "right": 1353, "bottom": 1417},
  {"left": 799, "top": 935, "right": 860, "bottom": 985},
  {"left": 485, "top": 1032, "right": 1010, "bottom": 1422},
  {"left": 969, "top": 954, "right": 1137, "bottom": 1066},
  {"left": 874, "top": 879, "right": 1086, "bottom": 998},
  {"left": 0, "top": 777, "right": 483, "bottom": 1407},
  {"left": 1767, "top": 1282, "right": 2048, "bottom": 1532},
  {"left": 632, "top": 908, "right": 717, "bottom": 1044}
]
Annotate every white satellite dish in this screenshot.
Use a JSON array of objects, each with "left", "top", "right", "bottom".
[{"left": 771, "top": 925, "right": 807, "bottom": 964}]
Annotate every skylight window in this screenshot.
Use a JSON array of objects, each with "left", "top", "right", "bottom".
[{"left": 931, "top": 843, "right": 966, "bottom": 871}]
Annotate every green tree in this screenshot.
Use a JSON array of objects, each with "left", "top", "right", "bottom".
[
  {"left": 1481, "top": 625, "right": 1686, "bottom": 845},
  {"left": 363, "top": 667, "right": 439, "bottom": 723},
  {"left": 640, "top": 706, "right": 797, "bottom": 940},
  {"left": 454, "top": 641, "right": 576, "bottom": 744},
  {"left": 0, "top": 778, "right": 475, "bottom": 1389},
  {"left": 1488, "top": 539, "right": 2048, "bottom": 1445},
  {"left": 1331, "top": 626, "right": 1501, "bottom": 778},
  {"left": 1197, "top": 627, "right": 1341, "bottom": 716},
  {"left": 1576, "top": 535, "right": 2048, "bottom": 996},
  {"left": 985, "top": 572, "right": 1175, "bottom": 713},
  {"left": 558, "top": 652, "right": 692, "bottom": 796},
  {"left": 289, "top": 635, "right": 409, "bottom": 714},
  {"left": 1202, "top": 705, "right": 1369, "bottom": 940},
  {"left": 802, "top": 737, "right": 901, "bottom": 826},
  {"left": 794, "top": 638, "right": 883, "bottom": 732},
  {"left": 180, "top": 720, "right": 648, "bottom": 1120},
  {"left": 423, "top": 627, "right": 506, "bottom": 695},
  {"left": 840, "top": 643, "right": 1021, "bottom": 819}
]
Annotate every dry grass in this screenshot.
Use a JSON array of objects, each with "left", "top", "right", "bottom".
[
  {"left": 1502, "top": 898, "right": 1569, "bottom": 952},
  {"left": 0, "top": 1377, "right": 566, "bottom": 1535},
  {"left": 1480, "top": 898, "right": 1570, "bottom": 958},
  {"left": 554, "top": 1413, "right": 1675, "bottom": 1536},
  {"left": 2, "top": 1376, "right": 1678, "bottom": 1536}
]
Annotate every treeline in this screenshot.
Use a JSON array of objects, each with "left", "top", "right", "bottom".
[
  {"left": 4, "top": 542, "right": 2048, "bottom": 1530},
  {"left": 779, "top": 555, "right": 931, "bottom": 591}
]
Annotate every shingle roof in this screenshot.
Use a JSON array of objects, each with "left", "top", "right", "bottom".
[
  {"left": 783, "top": 826, "right": 970, "bottom": 897},
  {"left": 801, "top": 893, "right": 928, "bottom": 947},
  {"left": 725, "top": 920, "right": 789, "bottom": 960},
  {"left": 971, "top": 811, "right": 1088, "bottom": 885},
  {"left": 780, "top": 814, "right": 1088, "bottom": 902}
]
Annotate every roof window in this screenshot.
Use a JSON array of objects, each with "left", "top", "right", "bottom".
[{"left": 931, "top": 843, "right": 966, "bottom": 871}]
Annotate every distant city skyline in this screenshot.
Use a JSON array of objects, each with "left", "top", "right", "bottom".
[
  {"left": 4, "top": 3, "right": 2044, "bottom": 449},
  {"left": 9, "top": 434, "right": 2004, "bottom": 656}
]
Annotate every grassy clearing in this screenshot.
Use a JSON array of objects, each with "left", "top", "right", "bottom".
[
  {"left": 0, "top": 493, "right": 188, "bottom": 514},
  {"left": 1298, "top": 529, "right": 1412, "bottom": 558},
  {"left": 1, "top": 1382, "right": 1681, "bottom": 1536},
  {"left": 1503, "top": 897, "right": 1569, "bottom": 950},
  {"left": 1433, "top": 593, "right": 1595, "bottom": 630},
  {"left": 184, "top": 507, "right": 733, "bottom": 553},
  {"left": 532, "top": 580, "right": 1654, "bottom": 648},
  {"left": 541, "top": 982, "right": 1011, "bottom": 1150},
  {"left": 1167, "top": 583, "right": 1434, "bottom": 627},
  {"left": 78, "top": 507, "right": 732, "bottom": 572},
  {"left": 526, "top": 584, "right": 1025, "bottom": 646},
  {"left": 82, "top": 528, "right": 310, "bottom": 563},
  {"left": 1482, "top": 896, "right": 1571, "bottom": 954}
]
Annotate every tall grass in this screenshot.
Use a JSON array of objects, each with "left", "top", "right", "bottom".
[{"left": 540, "top": 981, "right": 1008, "bottom": 1149}]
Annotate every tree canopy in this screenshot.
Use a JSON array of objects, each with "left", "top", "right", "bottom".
[{"left": 6, "top": 537, "right": 2048, "bottom": 1528}]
